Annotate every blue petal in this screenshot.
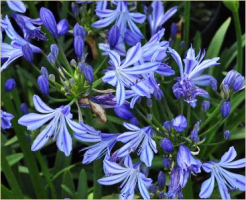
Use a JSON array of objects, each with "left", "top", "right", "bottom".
[
  {"left": 217, "top": 179, "right": 231, "bottom": 199},
  {"left": 168, "top": 47, "right": 184, "bottom": 77},
  {"left": 129, "top": 12, "right": 146, "bottom": 23},
  {"left": 191, "top": 75, "right": 214, "bottom": 86},
  {"left": 74, "top": 132, "right": 101, "bottom": 142},
  {"left": 104, "top": 160, "right": 128, "bottom": 174},
  {"left": 123, "top": 122, "right": 140, "bottom": 131},
  {"left": 116, "top": 81, "right": 126, "bottom": 106},
  {"left": 156, "top": 63, "right": 175, "bottom": 76},
  {"left": 123, "top": 62, "right": 159, "bottom": 74},
  {"left": 33, "top": 95, "right": 54, "bottom": 113},
  {"left": 140, "top": 144, "right": 154, "bottom": 167},
  {"left": 220, "top": 146, "right": 237, "bottom": 164},
  {"left": 137, "top": 173, "right": 150, "bottom": 200},
  {"left": 6, "top": 0, "right": 26, "bottom": 13},
  {"left": 102, "top": 70, "right": 117, "bottom": 86},
  {"left": 199, "top": 174, "right": 215, "bottom": 199},
  {"left": 183, "top": 58, "right": 198, "bottom": 75},
  {"left": 109, "top": 50, "right": 121, "bottom": 67},
  {"left": 127, "top": 19, "right": 144, "bottom": 38},
  {"left": 92, "top": 12, "right": 118, "bottom": 28},
  {"left": 66, "top": 118, "right": 88, "bottom": 134},
  {"left": 117, "top": 131, "right": 138, "bottom": 143},
  {"left": 98, "top": 171, "right": 129, "bottom": 185},
  {"left": 131, "top": 82, "right": 151, "bottom": 98},
  {"left": 18, "top": 112, "right": 56, "bottom": 130},
  {"left": 219, "top": 158, "right": 245, "bottom": 169},
  {"left": 95, "top": 9, "right": 115, "bottom": 18},
  {"left": 121, "top": 43, "right": 142, "bottom": 68},
  {"left": 159, "top": 6, "right": 178, "bottom": 27},
  {"left": 56, "top": 116, "right": 72, "bottom": 156}
]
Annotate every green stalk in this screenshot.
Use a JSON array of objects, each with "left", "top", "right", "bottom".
[
  {"left": 233, "top": 11, "right": 243, "bottom": 72},
  {"left": 94, "top": 56, "right": 108, "bottom": 76},
  {"left": 186, "top": 105, "right": 191, "bottom": 135},
  {"left": 93, "top": 159, "right": 102, "bottom": 199},
  {"left": 161, "top": 96, "right": 173, "bottom": 120},
  {"left": 35, "top": 152, "right": 57, "bottom": 199},
  {"left": 1, "top": 151, "right": 24, "bottom": 198},
  {"left": 183, "top": 1, "right": 191, "bottom": 49}
]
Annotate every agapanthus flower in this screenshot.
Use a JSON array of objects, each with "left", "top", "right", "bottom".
[
  {"left": 145, "top": 0, "right": 178, "bottom": 36},
  {"left": 18, "top": 95, "right": 88, "bottom": 156},
  {"left": 1, "top": 15, "right": 42, "bottom": 71},
  {"left": 1, "top": 110, "right": 14, "bottom": 130},
  {"left": 92, "top": 1, "right": 146, "bottom": 43},
  {"left": 12, "top": 13, "right": 47, "bottom": 41},
  {"left": 74, "top": 126, "right": 119, "bottom": 164},
  {"left": 102, "top": 43, "right": 159, "bottom": 106},
  {"left": 116, "top": 122, "right": 157, "bottom": 167},
  {"left": 168, "top": 46, "right": 220, "bottom": 107},
  {"left": 221, "top": 70, "right": 245, "bottom": 93},
  {"left": 98, "top": 156, "right": 152, "bottom": 199},
  {"left": 6, "top": 0, "right": 26, "bottom": 13},
  {"left": 199, "top": 146, "right": 245, "bottom": 199}
]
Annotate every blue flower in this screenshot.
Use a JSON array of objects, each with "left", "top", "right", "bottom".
[
  {"left": 102, "top": 43, "right": 159, "bottom": 106},
  {"left": 168, "top": 46, "right": 220, "bottom": 107},
  {"left": 18, "top": 95, "right": 87, "bottom": 156},
  {"left": 221, "top": 70, "right": 245, "bottom": 92},
  {"left": 1, "top": 110, "right": 14, "bottom": 130},
  {"left": 12, "top": 13, "right": 47, "bottom": 41},
  {"left": 199, "top": 146, "right": 245, "bottom": 199},
  {"left": 172, "top": 115, "right": 187, "bottom": 132},
  {"left": 116, "top": 122, "right": 157, "bottom": 167},
  {"left": 145, "top": 0, "right": 177, "bottom": 36},
  {"left": 1, "top": 16, "right": 41, "bottom": 71},
  {"left": 6, "top": 0, "right": 26, "bottom": 13},
  {"left": 98, "top": 156, "right": 152, "bottom": 199},
  {"left": 92, "top": 1, "right": 146, "bottom": 42},
  {"left": 5, "top": 78, "right": 16, "bottom": 92}
]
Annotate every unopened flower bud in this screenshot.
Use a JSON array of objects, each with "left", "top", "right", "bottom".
[
  {"left": 202, "top": 101, "right": 210, "bottom": 112},
  {"left": 71, "top": 2, "right": 79, "bottom": 16},
  {"left": 114, "top": 105, "right": 134, "bottom": 120},
  {"left": 162, "top": 157, "right": 171, "bottom": 168},
  {"left": 47, "top": 53, "right": 56, "bottom": 65},
  {"left": 108, "top": 25, "right": 120, "bottom": 49},
  {"left": 74, "top": 36, "right": 84, "bottom": 59},
  {"left": 40, "top": 7, "right": 58, "bottom": 38},
  {"left": 41, "top": 67, "right": 49, "bottom": 77},
  {"left": 163, "top": 120, "right": 172, "bottom": 131},
  {"left": 158, "top": 171, "right": 166, "bottom": 191},
  {"left": 22, "top": 43, "right": 33, "bottom": 63},
  {"left": 221, "top": 101, "right": 231, "bottom": 118},
  {"left": 73, "top": 23, "right": 86, "bottom": 40},
  {"left": 69, "top": 78, "right": 75, "bottom": 86},
  {"left": 70, "top": 59, "right": 77, "bottom": 68},
  {"left": 172, "top": 115, "right": 187, "bottom": 132},
  {"left": 20, "top": 103, "right": 28, "bottom": 115},
  {"left": 48, "top": 74, "right": 55, "bottom": 81},
  {"left": 210, "top": 77, "right": 217, "bottom": 91},
  {"left": 160, "top": 137, "right": 173, "bottom": 153},
  {"left": 146, "top": 99, "right": 152, "bottom": 107},
  {"left": 57, "top": 19, "right": 69, "bottom": 36},
  {"left": 233, "top": 75, "right": 244, "bottom": 91},
  {"left": 149, "top": 184, "right": 157, "bottom": 194},
  {"left": 37, "top": 75, "right": 49, "bottom": 96},
  {"left": 224, "top": 130, "right": 231, "bottom": 139},
  {"left": 171, "top": 23, "right": 177, "bottom": 38},
  {"left": 50, "top": 44, "right": 59, "bottom": 58},
  {"left": 5, "top": 78, "right": 16, "bottom": 92},
  {"left": 129, "top": 117, "right": 138, "bottom": 126},
  {"left": 147, "top": 114, "right": 152, "bottom": 120}
]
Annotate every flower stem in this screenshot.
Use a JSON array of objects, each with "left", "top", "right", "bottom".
[
  {"left": 94, "top": 56, "right": 108, "bottom": 76},
  {"left": 183, "top": 1, "right": 191, "bottom": 49}
]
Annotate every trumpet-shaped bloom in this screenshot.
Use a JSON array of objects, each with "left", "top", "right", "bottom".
[
  {"left": 18, "top": 95, "right": 88, "bottom": 156},
  {"left": 102, "top": 43, "right": 159, "bottom": 106},
  {"left": 98, "top": 157, "right": 152, "bottom": 199},
  {"left": 1, "top": 16, "right": 41, "bottom": 71},
  {"left": 145, "top": 1, "right": 178, "bottom": 36},
  {"left": 199, "top": 146, "right": 245, "bottom": 199},
  {"left": 12, "top": 14, "right": 47, "bottom": 41},
  {"left": 92, "top": 1, "right": 146, "bottom": 42},
  {"left": 168, "top": 46, "right": 220, "bottom": 107},
  {"left": 1, "top": 110, "right": 14, "bottom": 130},
  {"left": 116, "top": 122, "right": 157, "bottom": 167}
]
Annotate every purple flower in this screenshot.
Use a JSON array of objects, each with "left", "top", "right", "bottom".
[
  {"left": 113, "top": 104, "right": 136, "bottom": 122},
  {"left": 145, "top": 1, "right": 177, "bottom": 36},
  {"left": 22, "top": 43, "right": 33, "bottom": 63},
  {"left": 162, "top": 156, "right": 171, "bottom": 168},
  {"left": 41, "top": 67, "right": 49, "bottom": 77},
  {"left": 163, "top": 120, "right": 173, "bottom": 132},
  {"left": 172, "top": 115, "right": 187, "bottom": 132},
  {"left": 190, "top": 121, "right": 200, "bottom": 143},
  {"left": 37, "top": 75, "right": 49, "bottom": 96},
  {"left": 40, "top": 8, "right": 58, "bottom": 38},
  {"left": 57, "top": 19, "right": 69, "bottom": 36},
  {"left": 1, "top": 110, "right": 14, "bottom": 130},
  {"left": 92, "top": 1, "right": 146, "bottom": 42},
  {"left": 18, "top": 95, "right": 88, "bottom": 156},
  {"left": 6, "top": 0, "right": 26, "bottom": 13},
  {"left": 224, "top": 130, "right": 231, "bottom": 139},
  {"left": 221, "top": 101, "right": 231, "bottom": 118},
  {"left": 73, "top": 23, "right": 86, "bottom": 40},
  {"left": 160, "top": 137, "right": 173, "bottom": 153},
  {"left": 79, "top": 63, "right": 94, "bottom": 83},
  {"left": 12, "top": 14, "right": 47, "bottom": 41},
  {"left": 199, "top": 146, "right": 245, "bottom": 199},
  {"left": 5, "top": 78, "right": 16, "bottom": 92},
  {"left": 168, "top": 46, "right": 220, "bottom": 107},
  {"left": 98, "top": 157, "right": 152, "bottom": 199},
  {"left": 102, "top": 43, "right": 159, "bottom": 106},
  {"left": 158, "top": 171, "right": 166, "bottom": 191},
  {"left": 116, "top": 122, "right": 157, "bottom": 167},
  {"left": 108, "top": 25, "right": 120, "bottom": 49},
  {"left": 1, "top": 16, "right": 41, "bottom": 71},
  {"left": 171, "top": 23, "right": 178, "bottom": 38},
  {"left": 74, "top": 36, "right": 84, "bottom": 59}
]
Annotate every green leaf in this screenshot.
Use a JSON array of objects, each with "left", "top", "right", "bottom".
[
  {"left": 194, "top": 31, "right": 202, "bottom": 52},
  {"left": 77, "top": 169, "right": 88, "bottom": 199},
  {"left": 230, "top": 128, "right": 245, "bottom": 140},
  {"left": 1, "top": 185, "right": 16, "bottom": 199},
  {"left": 223, "top": 0, "right": 239, "bottom": 13},
  {"left": 93, "top": 159, "right": 102, "bottom": 199},
  {"left": 182, "top": 177, "right": 194, "bottom": 198},
  {"left": 61, "top": 170, "right": 75, "bottom": 198},
  {"left": 206, "top": 17, "right": 231, "bottom": 73},
  {"left": 4, "top": 135, "right": 18, "bottom": 146},
  {"left": 6, "top": 153, "right": 23, "bottom": 167}
]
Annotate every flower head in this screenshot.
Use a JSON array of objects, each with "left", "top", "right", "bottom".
[
  {"left": 98, "top": 157, "right": 152, "bottom": 199},
  {"left": 199, "top": 146, "right": 245, "bottom": 199}
]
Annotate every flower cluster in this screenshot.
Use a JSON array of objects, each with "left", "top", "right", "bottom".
[{"left": 1, "top": 1, "right": 245, "bottom": 200}]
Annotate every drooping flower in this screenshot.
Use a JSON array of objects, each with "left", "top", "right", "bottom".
[
  {"left": 199, "top": 146, "right": 245, "bottom": 199},
  {"left": 116, "top": 122, "right": 157, "bottom": 167},
  {"left": 145, "top": 0, "right": 178, "bottom": 36},
  {"left": 12, "top": 13, "right": 47, "bottom": 41},
  {"left": 102, "top": 43, "right": 159, "bottom": 106},
  {"left": 18, "top": 95, "right": 87, "bottom": 156},
  {"left": 92, "top": 1, "right": 146, "bottom": 43},
  {"left": 6, "top": 0, "right": 26, "bottom": 13},
  {"left": 168, "top": 46, "right": 220, "bottom": 107},
  {"left": 1, "top": 15, "right": 42, "bottom": 71},
  {"left": 1, "top": 110, "right": 14, "bottom": 130},
  {"left": 98, "top": 157, "right": 152, "bottom": 199}
]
